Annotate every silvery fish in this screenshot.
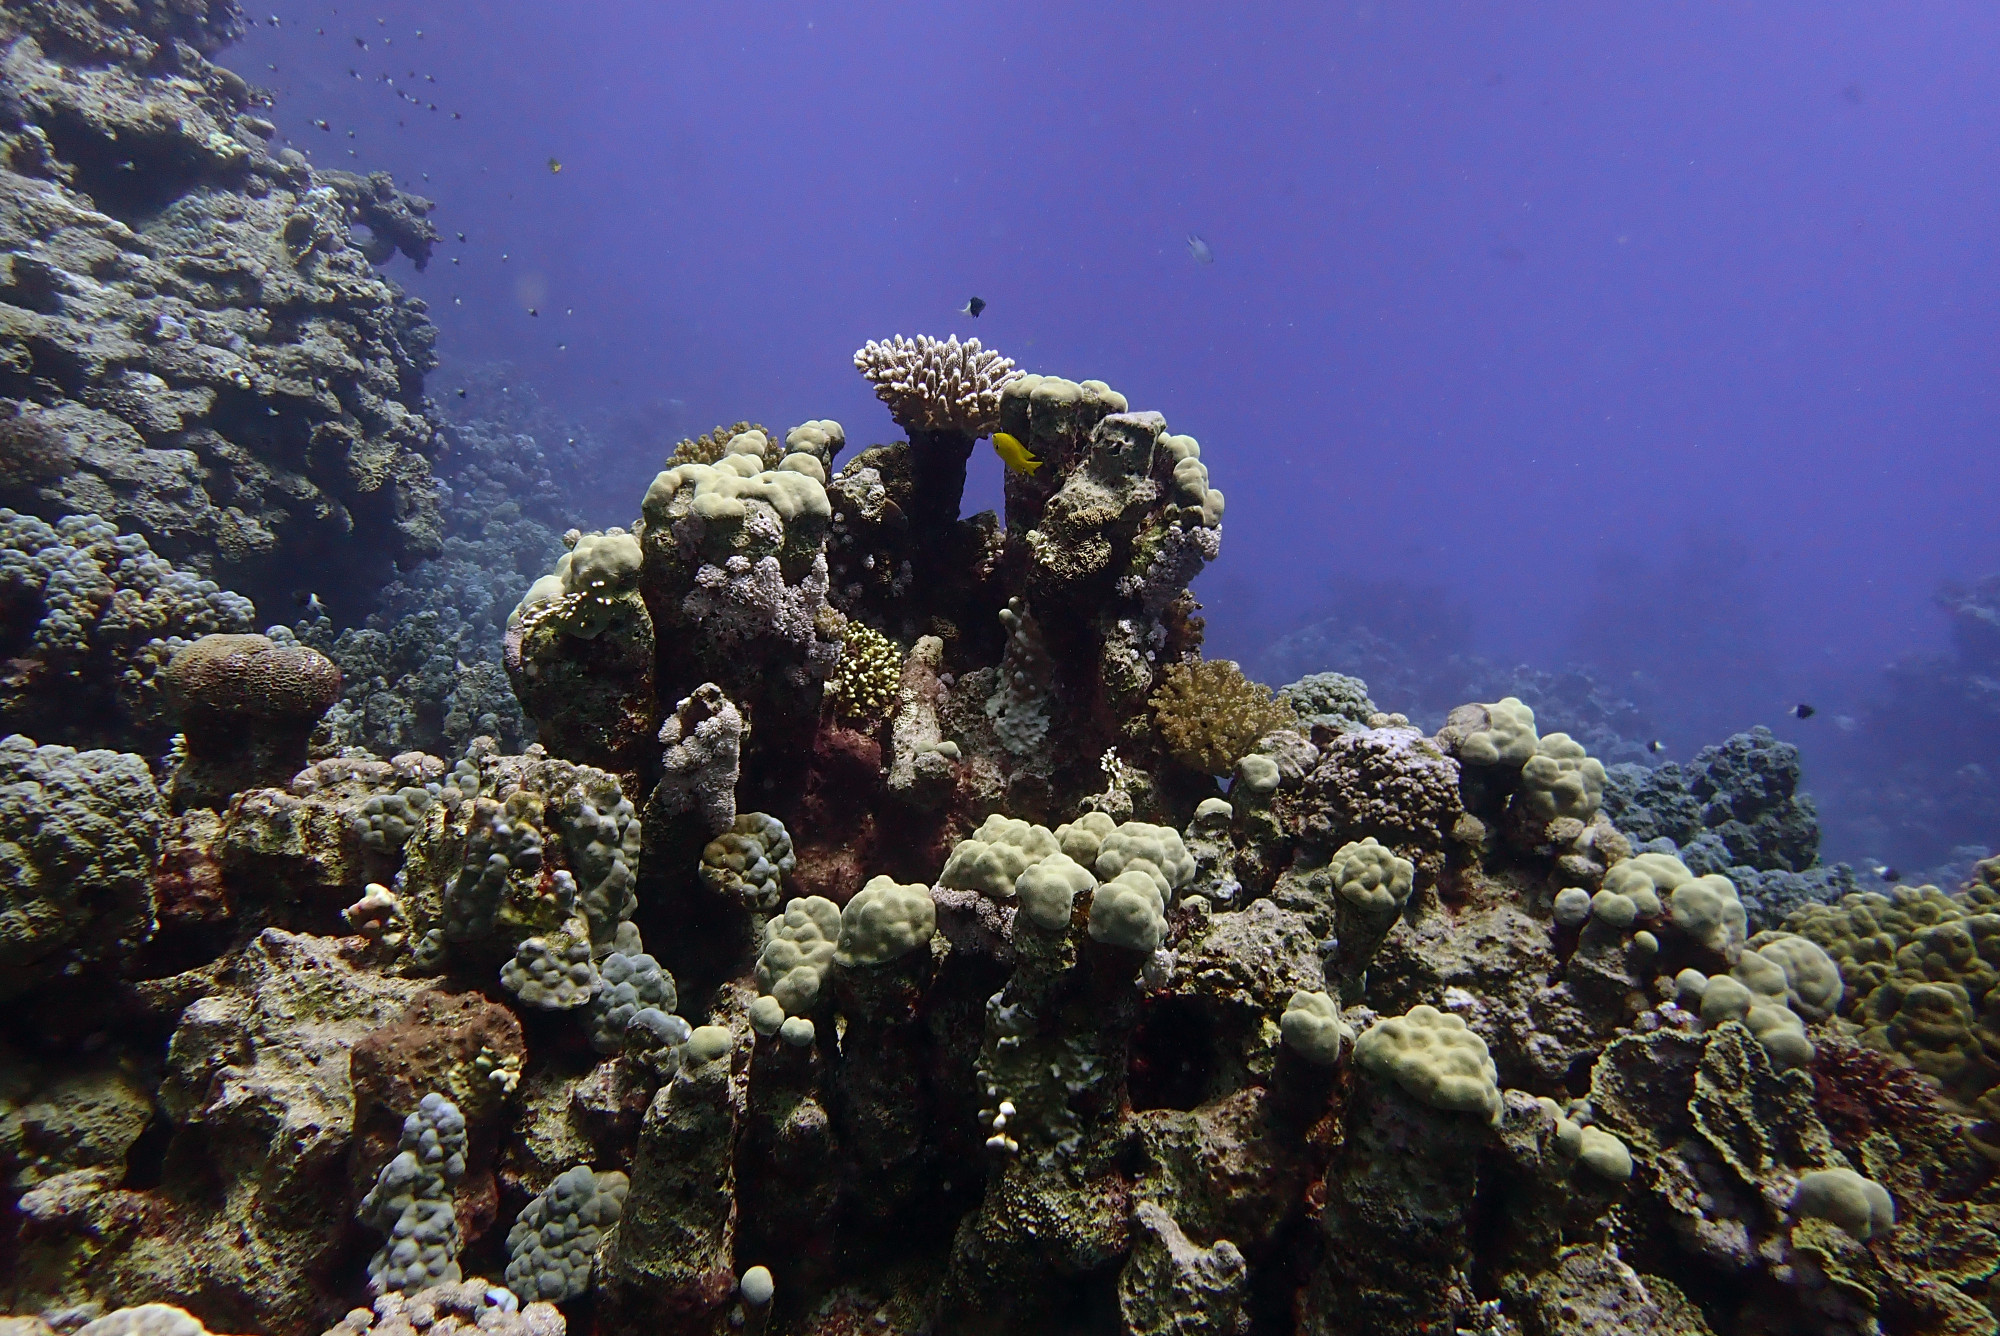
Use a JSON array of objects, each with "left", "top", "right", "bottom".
[{"left": 1186, "top": 233, "right": 1214, "bottom": 265}]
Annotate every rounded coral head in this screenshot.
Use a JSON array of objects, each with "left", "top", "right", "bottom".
[
  {"left": 164, "top": 632, "right": 341, "bottom": 722},
  {"left": 1352, "top": 1003, "right": 1501, "bottom": 1120}
]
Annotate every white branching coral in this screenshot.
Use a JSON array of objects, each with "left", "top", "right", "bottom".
[{"left": 853, "top": 334, "right": 1021, "bottom": 436}]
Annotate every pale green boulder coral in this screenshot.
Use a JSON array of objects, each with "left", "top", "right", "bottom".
[
  {"left": 835, "top": 876, "right": 936, "bottom": 967},
  {"left": 1353, "top": 1004, "right": 1501, "bottom": 1121}
]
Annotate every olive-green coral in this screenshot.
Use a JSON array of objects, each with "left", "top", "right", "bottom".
[
  {"left": 825, "top": 620, "right": 903, "bottom": 724},
  {"left": 1785, "top": 882, "right": 2000, "bottom": 1122},
  {"left": 1150, "top": 659, "right": 1294, "bottom": 777},
  {"left": 667, "top": 421, "right": 776, "bottom": 468}
]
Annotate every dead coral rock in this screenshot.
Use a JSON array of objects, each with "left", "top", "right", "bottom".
[
  {"left": 349, "top": 990, "right": 525, "bottom": 1183},
  {"left": 1366, "top": 897, "right": 1599, "bottom": 1090},
  {"left": 163, "top": 634, "right": 341, "bottom": 809},
  {"left": 1131, "top": 1086, "right": 1315, "bottom": 1260},
  {"left": 0, "top": 32, "right": 444, "bottom": 618},
  {"left": 0, "top": 1061, "right": 155, "bottom": 1190},
  {"left": 132, "top": 929, "right": 428, "bottom": 1333},
  {"left": 1281, "top": 724, "right": 1464, "bottom": 888},
  {"left": 601, "top": 1043, "right": 743, "bottom": 1322},
  {"left": 1116, "top": 1201, "right": 1251, "bottom": 1336},
  {"left": 321, "top": 1281, "right": 565, "bottom": 1336},
  {"left": 1503, "top": 1244, "right": 1716, "bottom": 1336}
]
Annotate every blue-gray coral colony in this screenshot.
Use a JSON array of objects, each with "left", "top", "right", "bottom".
[{"left": 0, "top": 5, "right": 1996, "bottom": 1336}]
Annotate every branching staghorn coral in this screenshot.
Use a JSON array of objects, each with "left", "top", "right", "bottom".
[
  {"left": 1150, "top": 658, "right": 1295, "bottom": 776},
  {"left": 852, "top": 334, "right": 1020, "bottom": 437}
]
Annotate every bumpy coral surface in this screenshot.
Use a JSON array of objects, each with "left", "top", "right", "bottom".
[
  {"left": 0, "top": 11, "right": 444, "bottom": 620},
  {"left": 8, "top": 328, "right": 1999, "bottom": 1336},
  {"left": 0, "top": 509, "right": 257, "bottom": 750}
]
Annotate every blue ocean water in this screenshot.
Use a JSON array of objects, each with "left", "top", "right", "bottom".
[{"left": 228, "top": 0, "right": 2000, "bottom": 870}]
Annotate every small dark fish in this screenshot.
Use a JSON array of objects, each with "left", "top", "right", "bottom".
[
  {"left": 960, "top": 296, "right": 986, "bottom": 318},
  {"left": 1874, "top": 865, "right": 1901, "bottom": 883},
  {"left": 1186, "top": 233, "right": 1214, "bottom": 265},
  {"left": 456, "top": 388, "right": 467, "bottom": 397},
  {"left": 527, "top": 307, "right": 538, "bottom": 317},
  {"left": 313, "top": 119, "right": 330, "bottom": 130},
  {"left": 456, "top": 231, "right": 466, "bottom": 241},
  {"left": 452, "top": 111, "right": 462, "bottom": 119},
  {"left": 548, "top": 157, "right": 563, "bottom": 174},
  {"left": 1790, "top": 703, "right": 1816, "bottom": 719},
  {"left": 1647, "top": 739, "right": 1665, "bottom": 754},
  {"left": 354, "top": 36, "right": 367, "bottom": 49}
]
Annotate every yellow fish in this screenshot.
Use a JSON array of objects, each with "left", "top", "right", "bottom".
[
  {"left": 547, "top": 157, "right": 563, "bottom": 174},
  {"left": 991, "top": 431, "right": 1042, "bottom": 476}
]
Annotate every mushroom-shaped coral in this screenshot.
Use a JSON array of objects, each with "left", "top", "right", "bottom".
[
  {"left": 852, "top": 334, "right": 1019, "bottom": 437},
  {"left": 1280, "top": 990, "right": 1352, "bottom": 1067},
  {"left": 1150, "top": 658, "right": 1294, "bottom": 776},
  {"left": 1444, "top": 696, "right": 1540, "bottom": 768},
  {"left": 1015, "top": 853, "right": 1095, "bottom": 932},
  {"left": 1325, "top": 836, "right": 1417, "bottom": 996},
  {"left": 1088, "top": 868, "right": 1169, "bottom": 953},
  {"left": 509, "top": 531, "right": 643, "bottom": 641},
  {"left": 1093, "top": 820, "right": 1196, "bottom": 900},
  {"left": 1668, "top": 872, "right": 1748, "bottom": 956},
  {"left": 162, "top": 632, "right": 341, "bottom": 807},
  {"left": 1352, "top": 1004, "right": 1501, "bottom": 1121},
  {"left": 1518, "top": 733, "right": 1607, "bottom": 822},
  {"left": 938, "top": 814, "right": 1060, "bottom": 900}
]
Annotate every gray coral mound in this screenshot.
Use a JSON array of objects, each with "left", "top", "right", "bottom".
[
  {"left": 0, "top": 733, "right": 160, "bottom": 999},
  {"left": 504, "top": 1165, "right": 631, "bottom": 1303},
  {"left": 0, "top": 509, "right": 256, "bottom": 744},
  {"left": 358, "top": 1093, "right": 469, "bottom": 1297}
]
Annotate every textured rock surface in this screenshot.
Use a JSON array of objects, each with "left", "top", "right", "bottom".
[{"left": 0, "top": 6, "right": 442, "bottom": 621}]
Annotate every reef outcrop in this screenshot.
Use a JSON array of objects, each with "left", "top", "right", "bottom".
[
  {"left": 2, "top": 336, "right": 1995, "bottom": 1336},
  {"left": 0, "top": 0, "right": 443, "bottom": 623}
]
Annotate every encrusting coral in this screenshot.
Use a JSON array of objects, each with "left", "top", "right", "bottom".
[{"left": 6, "top": 322, "right": 1999, "bottom": 1336}]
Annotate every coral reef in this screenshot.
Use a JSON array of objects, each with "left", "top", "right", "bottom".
[
  {"left": 0, "top": 7, "right": 444, "bottom": 620},
  {"left": 1150, "top": 658, "right": 1293, "bottom": 777},
  {"left": 0, "top": 509, "right": 257, "bottom": 751},
  {"left": 1604, "top": 726, "right": 1853, "bottom": 929},
  {"left": 5, "top": 333, "right": 1998, "bottom": 1336}
]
